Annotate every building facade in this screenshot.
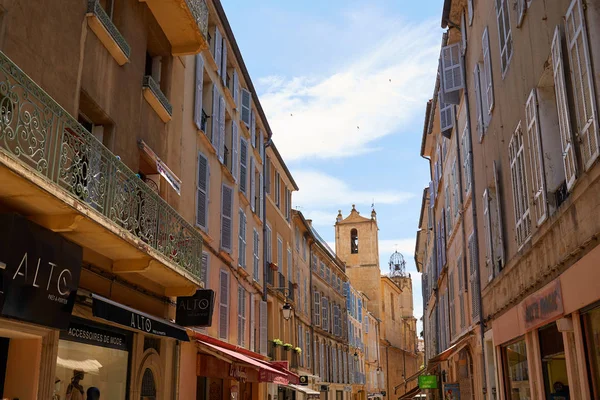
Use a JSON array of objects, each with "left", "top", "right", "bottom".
[{"left": 417, "top": 0, "right": 600, "bottom": 398}]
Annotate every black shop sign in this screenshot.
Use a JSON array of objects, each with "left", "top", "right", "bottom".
[
  {"left": 175, "top": 289, "right": 215, "bottom": 327},
  {"left": 0, "top": 214, "right": 82, "bottom": 329},
  {"left": 61, "top": 318, "right": 131, "bottom": 351}
]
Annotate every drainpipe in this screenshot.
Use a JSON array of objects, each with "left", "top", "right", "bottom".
[
  {"left": 309, "top": 242, "right": 316, "bottom": 376},
  {"left": 263, "top": 138, "right": 273, "bottom": 302}
]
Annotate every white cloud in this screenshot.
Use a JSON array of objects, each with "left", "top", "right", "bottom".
[{"left": 258, "top": 16, "right": 440, "bottom": 161}]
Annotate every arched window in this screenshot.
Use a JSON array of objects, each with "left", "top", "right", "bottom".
[
  {"left": 141, "top": 368, "right": 156, "bottom": 400},
  {"left": 350, "top": 229, "right": 358, "bottom": 254}
]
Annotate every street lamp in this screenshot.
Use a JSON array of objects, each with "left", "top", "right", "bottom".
[
  {"left": 353, "top": 352, "right": 359, "bottom": 362},
  {"left": 282, "top": 302, "right": 293, "bottom": 321}
]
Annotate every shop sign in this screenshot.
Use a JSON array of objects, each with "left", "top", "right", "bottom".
[
  {"left": 91, "top": 294, "right": 190, "bottom": 341},
  {"left": 0, "top": 214, "right": 82, "bottom": 330},
  {"left": 61, "top": 319, "right": 130, "bottom": 351},
  {"left": 299, "top": 375, "right": 309, "bottom": 386},
  {"left": 175, "top": 289, "right": 215, "bottom": 327},
  {"left": 418, "top": 375, "right": 438, "bottom": 389},
  {"left": 443, "top": 383, "right": 460, "bottom": 399},
  {"left": 520, "top": 279, "right": 563, "bottom": 331},
  {"left": 259, "top": 368, "right": 288, "bottom": 385},
  {"left": 230, "top": 365, "right": 247, "bottom": 382}
]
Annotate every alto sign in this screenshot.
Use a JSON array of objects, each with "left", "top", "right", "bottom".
[
  {"left": 0, "top": 214, "right": 82, "bottom": 329},
  {"left": 176, "top": 289, "right": 215, "bottom": 327}
]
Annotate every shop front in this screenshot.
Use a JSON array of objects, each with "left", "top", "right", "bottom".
[{"left": 493, "top": 246, "right": 600, "bottom": 400}]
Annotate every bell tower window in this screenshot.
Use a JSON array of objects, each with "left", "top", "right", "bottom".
[{"left": 351, "top": 229, "right": 358, "bottom": 254}]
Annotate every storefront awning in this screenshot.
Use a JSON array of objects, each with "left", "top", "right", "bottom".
[
  {"left": 91, "top": 294, "right": 189, "bottom": 341},
  {"left": 398, "top": 386, "right": 422, "bottom": 400},
  {"left": 264, "top": 361, "right": 300, "bottom": 385},
  {"left": 429, "top": 332, "right": 473, "bottom": 364},
  {"left": 196, "top": 340, "right": 287, "bottom": 380},
  {"left": 287, "top": 384, "right": 320, "bottom": 395}
]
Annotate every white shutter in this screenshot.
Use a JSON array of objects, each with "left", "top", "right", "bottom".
[
  {"left": 458, "top": 257, "right": 465, "bottom": 329},
  {"left": 566, "top": 0, "right": 599, "bottom": 170},
  {"left": 474, "top": 64, "right": 484, "bottom": 140},
  {"left": 221, "top": 38, "right": 227, "bottom": 85},
  {"left": 509, "top": 123, "right": 532, "bottom": 247},
  {"left": 231, "top": 123, "right": 238, "bottom": 181},
  {"left": 237, "top": 285, "right": 245, "bottom": 346},
  {"left": 277, "top": 237, "right": 283, "bottom": 271},
  {"left": 483, "top": 188, "right": 493, "bottom": 276},
  {"left": 253, "top": 229, "right": 260, "bottom": 280},
  {"left": 219, "top": 269, "right": 229, "bottom": 339},
  {"left": 214, "top": 28, "right": 222, "bottom": 76},
  {"left": 438, "top": 91, "right": 454, "bottom": 136},
  {"left": 452, "top": 160, "right": 459, "bottom": 217},
  {"left": 516, "top": 0, "right": 526, "bottom": 27},
  {"left": 259, "top": 172, "right": 264, "bottom": 220},
  {"left": 482, "top": 27, "right": 494, "bottom": 115},
  {"left": 221, "top": 184, "right": 233, "bottom": 252},
  {"left": 462, "top": 124, "right": 472, "bottom": 193},
  {"left": 441, "top": 43, "right": 463, "bottom": 93},
  {"left": 201, "top": 251, "right": 209, "bottom": 287},
  {"left": 314, "top": 291, "right": 320, "bottom": 326},
  {"left": 468, "top": 0, "right": 473, "bottom": 26},
  {"left": 218, "top": 96, "right": 226, "bottom": 163},
  {"left": 211, "top": 85, "right": 219, "bottom": 149},
  {"left": 196, "top": 152, "right": 209, "bottom": 230},
  {"left": 239, "top": 138, "right": 248, "bottom": 195},
  {"left": 194, "top": 54, "right": 204, "bottom": 130},
  {"left": 251, "top": 111, "right": 256, "bottom": 147},
  {"left": 250, "top": 294, "right": 255, "bottom": 352},
  {"left": 461, "top": 12, "right": 467, "bottom": 55},
  {"left": 250, "top": 156, "right": 255, "bottom": 211},
  {"left": 238, "top": 209, "right": 246, "bottom": 268},
  {"left": 495, "top": 0, "right": 513, "bottom": 74},
  {"left": 525, "top": 89, "right": 547, "bottom": 226},
  {"left": 551, "top": 26, "right": 577, "bottom": 190},
  {"left": 232, "top": 70, "right": 239, "bottom": 107},
  {"left": 259, "top": 300, "right": 268, "bottom": 355},
  {"left": 493, "top": 161, "right": 505, "bottom": 269},
  {"left": 241, "top": 89, "right": 251, "bottom": 127}
]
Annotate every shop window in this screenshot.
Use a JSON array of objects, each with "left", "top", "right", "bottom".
[
  {"left": 502, "top": 339, "right": 530, "bottom": 400},
  {"left": 583, "top": 306, "right": 600, "bottom": 397},
  {"left": 539, "top": 322, "right": 569, "bottom": 398},
  {"left": 141, "top": 368, "right": 156, "bottom": 399}
]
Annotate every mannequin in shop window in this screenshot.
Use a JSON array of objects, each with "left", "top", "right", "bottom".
[
  {"left": 66, "top": 370, "right": 85, "bottom": 400},
  {"left": 549, "top": 381, "right": 569, "bottom": 400}
]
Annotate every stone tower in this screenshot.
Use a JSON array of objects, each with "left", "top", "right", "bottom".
[{"left": 335, "top": 205, "right": 382, "bottom": 318}]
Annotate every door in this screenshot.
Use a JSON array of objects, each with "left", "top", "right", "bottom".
[{"left": 539, "top": 323, "right": 569, "bottom": 399}]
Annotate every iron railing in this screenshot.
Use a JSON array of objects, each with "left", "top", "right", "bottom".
[
  {"left": 143, "top": 75, "right": 173, "bottom": 117},
  {"left": 0, "top": 51, "right": 203, "bottom": 282},
  {"left": 87, "top": 0, "right": 131, "bottom": 59},
  {"left": 185, "top": 0, "right": 209, "bottom": 40},
  {"left": 267, "top": 268, "right": 275, "bottom": 286},
  {"left": 278, "top": 272, "right": 286, "bottom": 288},
  {"left": 287, "top": 280, "right": 294, "bottom": 301},
  {"left": 200, "top": 109, "right": 209, "bottom": 132}
]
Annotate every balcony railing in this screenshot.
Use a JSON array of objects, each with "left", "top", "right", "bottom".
[
  {"left": 86, "top": 0, "right": 131, "bottom": 64},
  {"left": 143, "top": 75, "right": 172, "bottom": 120},
  {"left": 287, "top": 280, "right": 294, "bottom": 302},
  {"left": 0, "top": 51, "right": 203, "bottom": 281},
  {"left": 185, "top": 0, "right": 209, "bottom": 39}
]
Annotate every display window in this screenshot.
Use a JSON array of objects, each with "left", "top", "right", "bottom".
[
  {"left": 583, "top": 305, "right": 600, "bottom": 397},
  {"left": 54, "top": 319, "right": 131, "bottom": 400},
  {"left": 502, "top": 338, "right": 531, "bottom": 400}
]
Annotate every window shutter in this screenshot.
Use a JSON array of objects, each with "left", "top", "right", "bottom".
[
  {"left": 314, "top": 291, "right": 321, "bottom": 326},
  {"left": 441, "top": 209, "right": 447, "bottom": 267},
  {"left": 462, "top": 124, "right": 472, "bottom": 193},
  {"left": 218, "top": 96, "right": 226, "bottom": 163},
  {"left": 468, "top": 234, "right": 480, "bottom": 322},
  {"left": 482, "top": 27, "right": 494, "bottom": 115},
  {"left": 452, "top": 160, "right": 459, "bottom": 216},
  {"left": 495, "top": 0, "right": 513, "bottom": 74},
  {"left": 219, "top": 269, "right": 229, "bottom": 339},
  {"left": 516, "top": 0, "right": 526, "bottom": 27},
  {"left": 259, "top": 129, "right": 265, "bottom": 159},
  {"left": 251, "top": 111, "right": 256, "bottom": 147},
  {"left": 201, "top": 251, "right": 209, "bottom": 287},
  {"left": 322, "top": 297, "right": 328, "bottom": 331},
  {"left": 194, "top": 54, "right": 204, "bottom": 130},
  {"left": 565, "top": 0, "right": 599, "bottom": 170},
  {"left": 237, "top": 285, "right": 245, "bottom": 346},
  {"left": 266, "top": 224, "right": 272, "bottom": 263},
  {"left": 468, "top": 0, "right": 473, "bottom": 26},
  {"left": 287, "top": 248, "right": 292, "bottom": 283},
  {"left": 196, "top": 152, "right": 209, "bottom": 230},
  {"left": 238, "top": 209, "right": 246, "bottom": 268},
  {"left": 221, "top": 38, "right": 227, "bottom": 85},
  {"left": 233, "top": 70, "right": 239, "bottom": 106},
  {"left": 493, "top": 161, "right": 505, "bottom": 270},
  {"left": 473, "top": 64, "right": 485, "bottom": 140},
  {"left": 259, "top": 172, "right": 264, "bottom": 220},
  {"left": 441, "top": 43, "right": 463, "bottom": 93},
  {"left": 525, "top": 89, "right": 548, "bottom": 226},
  {"left": 214, "top": 28, "right": 222, "bottom": 76},
  {"left": 461, "top": 12, "right": 467, "bottom": 55},
  {"left": 250, "top": 294, "right": 255, "bottom": 352},
  {"left": 253, "top": 229, "right": 260, "bottom": 280},
  {"left": 457, "top": 257, "right": 465, "bottom": 329},
  {"left": 509, "top": 123, "right": 532, "bottom": 246},
  {"left": 211, "top": 85, "right": 219, "bottom": 149},
  {"left": 265, "top": 157, "right": 271, "bottom": 194},
  {"left": 241, "top": 89, "right": 251, "bottom": 127},
  {"left": 438, "top": 91, "right": 454, "bottom": 137},
  {"left": 239, "top": 138, "right": 248, "bottom": 195},
  {"left": 250, "top": 156, "right": 255, "bottom": 211},
  {"left": 220, "top": 185, "right": 233, "bottom": 252},
  {"left": 483, "top": 188, "right": 493, "bottom": 276},
  {"left": 551, "top": 26, "right": 577, "bottom": 190},
  {"left": 231, "top": 123, "right": 238, "bottom": 181},
  {"left": 259, "top": 300, "right": 268, "bottom": 355}
]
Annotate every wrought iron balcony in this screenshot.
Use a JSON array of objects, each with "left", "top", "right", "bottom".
[
  {"left": 140, "top": 0, "right": 209, "bottom": 55},
  {"left": 287, "top": 280, "right": 295, "bottom": 301},
  {"left": 0, "top": 51, "right": 203, "bottom": 284},
  {"left": 200, "top": 109, "right": 209, "bottom": 132},
  {"left": 86, "top": 0, "right": 131, "bottom": 65},
  {"left": 143, "top": 75, "right": 172, "bottom": 122}
]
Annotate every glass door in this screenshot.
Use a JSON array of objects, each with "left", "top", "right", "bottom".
[{"left": 539, "top": 323, "right": 569, "bottom": 399}]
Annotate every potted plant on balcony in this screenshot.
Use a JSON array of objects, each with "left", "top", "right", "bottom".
[
  {"left": 272, "top": 338, "right": 283, "bottom": 347},
  {"left": 292, "top": 282, "right": 298, "bottom": 289},
  {"left": 293, "top": 347, "right": 302, "bottom": 354},
  {"left": 269, "top": 262, "right": 278, "bottom": 271},
  {"left": 283, "top": 343, "right": 293, "bottom": 351}
]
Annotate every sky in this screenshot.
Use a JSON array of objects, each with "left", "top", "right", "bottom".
[{"left": 222, "top": 0, "right": 445, "bottom": 333}]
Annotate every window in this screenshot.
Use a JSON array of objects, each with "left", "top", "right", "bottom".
[
  {"left": 220, "top": 185, "right": 233, "bottom": 252},
  {"left": 583, "top": 305, "right": 600, "bottom": 396},
  {"left": 350, "top": 228, "right": 358, "bottom": 254},
  {"left": 265, "top": 156, "right": 271, "bottom": 194},
  {"left": 565, "top": 0, "right": 599, "bottom": 170},
  {"left": 302, "top": 236, "right": 307, "bottom": 260},
  {"left": 260, "top": 300, "right": 268, "bottom": 355},
  {"left": 250, "top": 110, "right": 256, "bottom": 147},
  {"left": 253, "top": 229, "right": 260, "bottom": 282},
  {"left": 495, "top": 0, "right": 513, "bottom": 75},
  {"left": 468, "top": 233, "right": 480, "bottom": 321},
  {"left": 502, "top": 339, "right": 530, "bottom": 399},
  {"left": 219, "top": 269, "right": 229, "bottom": 339},
  {"left": 275, "top": 171, "right": 281, "bottom": 207},
  {"left": 266, "top": 224, "right": 272, "bottom": 263},
  {"left": 467, "top": 0, "right": 473, "bottom": 25},
  {"left": 287, "top": 247, "right": 292, "bottom": 283},
  {"left": 452, "top": 159, "right": 459, "bottom": 217},
  {"left": 250, "top": 156, "right": 255, "bottom": 213},
  {"left": 277, "top": 237, "right": 283, "bottom": 270},
  {"left": 458, "top": 255, "right": 465, "bottom": 329},
  {"left": 306, "top": 331, "right": 311, "bottom": 369},
  {"left": 239, "top": 137, "right": 248, "bottom": 196},
  {"left": 240, "top": 88, "right": 251, "bottom": 127},
  {"left": 438, "top": 89, "right": 454, "bottom": 137},
  {"left": 516, "top": 0, "right": 526, "bottom": 27},
  {"left": 462, "top": 124, "right": 472, "bottom": 194},
  {"left": 445, "top": 182, "right": 452, "bottom": 233},
  {"left": 201, "top": 251, "right": 210, "bottom": 286},
  {"left": 441, "top": 43, "right": 464, "bottom": 95},
  {"left": 196, "top": 152, "right": 209, "bottom": 230},
  {"left": 314, "top": 291, "right": 321, "bottom": 326},
  {"left": 230, "top": 123, "right": 238, "bottom": 180},
  {"left": 238, "top": 209, "right": 246, "bottom": 268},
  {"left": 525, "top": 89, "right": 547, "bottom": 227},
  {"left": 295, "top": 226, "right": 300, "bottom": 251},
  {"left": 482, "top": 27, "right": 494, "bottom": 115},
  {"left": 449, "top": 270, "right": 455, "bottom": 337},
  {"left": 474, "top": 64, "right": 485, "bottom": 140},
  {"left": 237, "top": 285, "right": 246, "bottom": 346},
  {"left": 322, "top": 297, "right": 329, "bottom": 331},
  {"left": 509, "top": 123, "right": 532, "bottom": 247}
]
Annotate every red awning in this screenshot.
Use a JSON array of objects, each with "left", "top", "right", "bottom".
[{"left": 197, "top": 340, "right": 286, "bottom": 379}]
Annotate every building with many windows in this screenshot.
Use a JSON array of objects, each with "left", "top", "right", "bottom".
[{"left": 416, "top": 0, "right": 600, "bottom": 398}]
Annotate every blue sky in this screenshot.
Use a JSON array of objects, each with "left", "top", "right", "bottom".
[{"left": 222, "top": 0, "right": 445, "bottom": 331}]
